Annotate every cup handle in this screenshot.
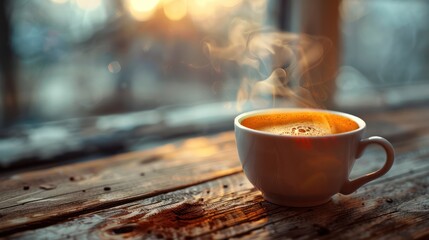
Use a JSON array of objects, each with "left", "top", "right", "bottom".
[{"left": 340, "top": 136, "right": 395, "bottom": 195}]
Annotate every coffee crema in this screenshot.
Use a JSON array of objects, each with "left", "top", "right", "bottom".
[{"left": 241, "top": 111, "right": 359, "bottom": 136}]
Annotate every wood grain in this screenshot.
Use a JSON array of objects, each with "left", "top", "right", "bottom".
[
  {"left": 0, "top": 132, "right": 241, "bottom": 235},
  {"left": 9, "top": 166, "right": 428, "bottom": 240},
  {"left": 2, "top": 106, "right": 429, "bottom": 239},
  {"left": 7, "top": 114, "right": 429, "bottom": 239}
]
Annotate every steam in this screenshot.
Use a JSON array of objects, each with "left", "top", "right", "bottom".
[{"left": 204, "top": 20, "right": 334, "bottom": 111}]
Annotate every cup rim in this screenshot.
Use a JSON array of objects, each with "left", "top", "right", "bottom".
[{"left": 234, "top": 108, "right": 366, "bottom": 138}]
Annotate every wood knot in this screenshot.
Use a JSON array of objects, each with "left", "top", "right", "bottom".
[
  {"left": 313, "top": 224, "right": 330, "bottom": 236},
  {"left": 110, "top": 225, "right": 136, "bottom": 235},
  {"left": 69, "top": 176, "right": 85, "bottom": 182}
]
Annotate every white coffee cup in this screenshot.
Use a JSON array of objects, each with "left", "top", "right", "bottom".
[{"left": 234, "top": 108, "right": 395, "bottom": 207}]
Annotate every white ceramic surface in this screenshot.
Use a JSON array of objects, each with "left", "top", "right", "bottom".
[{"left": 234, "top": 108, "right": 395, "bottom": 207}]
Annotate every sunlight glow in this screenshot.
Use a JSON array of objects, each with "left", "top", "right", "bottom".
[
  {"left": 125, "top": 0, "right": 248, "bottom": 22},
  {"left": 164, "top": 0, "right": 187, "bottom": 21},
  {"left": 126, "top": 0, "right": 160, "bottom": 21}
]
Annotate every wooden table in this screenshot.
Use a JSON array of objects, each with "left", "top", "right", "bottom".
[{"left": 0, "top": 106, "right": 428, "bottom": 239}]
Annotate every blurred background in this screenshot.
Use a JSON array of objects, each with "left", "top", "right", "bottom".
[{"left": 1, "top": 0, "right": 429, "bottom": 170}]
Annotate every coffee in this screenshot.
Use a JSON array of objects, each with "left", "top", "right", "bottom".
[{"left": 241, "top": 111, "right": 359, "bottom": 136}]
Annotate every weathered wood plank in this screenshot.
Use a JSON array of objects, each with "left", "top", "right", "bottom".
[
  {"left": 9, "top": 166, "right": 428, "bottom": 240},
  {"left": 7, "top": 125, "right": 429, "bottom": 240},
  {"left": 2, "top": 107, "right": 429, "bottom": 238},
  {"left": 0, "top": 132, "right": 241, "bottom": 235}
]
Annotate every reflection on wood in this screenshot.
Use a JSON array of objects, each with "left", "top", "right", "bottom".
[{"left": 0, "top": 102, "right": 237, "bottom": 169}]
